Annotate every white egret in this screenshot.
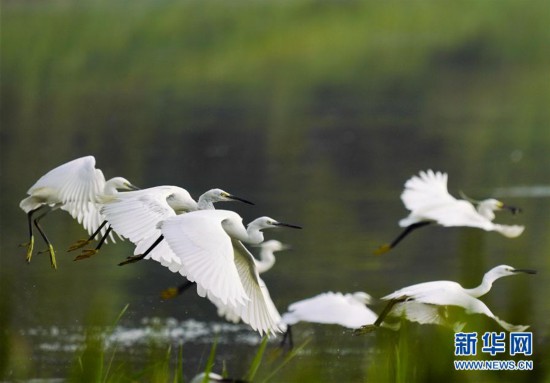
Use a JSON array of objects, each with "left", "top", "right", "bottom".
[
  {"left": 160, "top": 239, "right": 289, "bottom": 300},
  {"left": 19, "top": 155, "right": 138, "bottom": 269},
  {"left": 189, "top": 372, "right": 247, "bottom": 383},
  {"left": 279, "top": 291, "right": 379, "bottom": 347},
  {"left": 71, "top": 187, "right": 252, "bottom": 261},
  {"left": 357, "top": 265, "right": 535, "bottom": 333},
  {"left": 375, "top": 170, "right": 524, "bottom": 254},
  {"left": 145, "top": 210, "right": 301, "bottom": 335}
]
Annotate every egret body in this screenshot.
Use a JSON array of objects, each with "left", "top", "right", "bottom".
[{"left": 19, "top": 155, "right": 137, "bottom": 268}]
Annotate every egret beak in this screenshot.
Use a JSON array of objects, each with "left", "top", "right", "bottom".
[
  {"left": 512, "top": 268, "right": 537, "bottom": 275},
  {"left": 502, "top": 204, "right": 521, "bottom": 215},
  {"left": 226, "top": 193, "right": 254, "bottom": 205},
  {"left": 126, "top": 183, "right": 140, "bottom": 191},
  {"left": 273, "top": 221, "right": 302, "bottom": 229}
]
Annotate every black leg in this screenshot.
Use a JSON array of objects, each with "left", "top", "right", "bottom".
[
  {"left": 33, "top": 209, "right": 57, "bottom": 269},
  {"left": 95, "top": 225, "right": 112, "bottom": 250},
  {"left": 119, "top": 234, "right": 164, "bottom": 266},
  {"left": 67, "top": 220, "right": 109, "bottom": 251},
  {"left": 74, "top": 225, "right": 114, "bottom": 261},
  {"left": 374, "top": 221, "right": 432, "bottom": 254},
  {"left": 160, "top": 279, "right": 196, "bottom": 300},
  {"left": 280, "top": 325, "right": 293, "bottom": 349},
  {"left": 21, "top": 206, "right": 46, "bottom": 263}
]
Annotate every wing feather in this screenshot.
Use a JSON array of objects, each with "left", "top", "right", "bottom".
[
  {"left": 159, "top": 212, "right": 248, "bottom": 309},
  {"left": 231, "top": 240, "right": 283, "bottom": 335}
]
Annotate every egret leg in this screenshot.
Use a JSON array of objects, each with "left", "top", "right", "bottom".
[
  {"left": 74, "top": 226, "right": 113, "bottom": 261},
  {"left": 374, "top": 221, "right": 433, "bottom": 255},
  {"left": 279, "top": 325, "right": 294, "bottom": 349},
  {"left": 20, "top": 207, "right": 44, "bottom": 263},
  {"left": 119, "top": 234, "right": 164, "bottom": 266},
  {"left": 67, "top": 220, "right": 108, "bottom": 251},
  {"left": 33, "top": 210, "right": 57, "bottom": 270},
  {"left": 354, "top": 299, "right": 404, "bottom": 335},
  {"left": 160, "top": 280, "right": 196, "bottom": 300}
]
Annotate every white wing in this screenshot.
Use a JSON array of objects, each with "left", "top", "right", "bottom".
[
  {"left": 401, "top": 170, "right": 455, "bottom": 213},
  {"left": 389, "top": 301, "right": 463, "bottom": 330},
  {"left": 25, "top": 156, "right": 112, "bottom": 239},
  {"left": 99, "top": 187, "right": 180, "bottom": 264},
  {"left": 448, "top": 293, "right": 529, "bottom": 332},
  {"left": 159, "top": 211, "right": 248, "bottom": 309},
  {"left": 27, "top": 156, "right": 103, "bottom": 206},
  {"left": 281, "top": 292, "right": 378, "bottom": 329},
  {"left": 231, "top": 240, "right": 283, "bottom": 335}
]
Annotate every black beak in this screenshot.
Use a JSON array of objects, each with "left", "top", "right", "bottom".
[
  {"left": 513, "top": 268, "right": 537, "bottom": 275},
  {"left": 273, "top": 221, "right": 302, "bottom": 229},
  {"left": 503, "top": 204, "right": 522, "bottom": 214},
  {"left": 226, "top": 194, "right": 254, "bottom": 205},
  {"left": 128, "top": 183, "right": 140, "bottom": 191}
]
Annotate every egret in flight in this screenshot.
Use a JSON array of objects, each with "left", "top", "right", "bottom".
[
  {"left": 160, "top": 239, "right": 289, "bottom": 300},
  {"left": 375, "top": 170, "right": 524, "bottom": 254},
  {"left": 189, "top": 372, "right": 247, "bottom": 383},
  {"left": 19, "top": 155, "right": 138, "bottom": 269},
  {"left": 356, "top": 265, "right": 535, "bottom": 334},
  {"left": 280, "top": 291, "right": 379, "bottom": 348},
  {"left": 132, "top": 210, "right": 301, "bottom": 335},
  {"left": 70, "top": 187, "right": 252, "bottom": 261}
]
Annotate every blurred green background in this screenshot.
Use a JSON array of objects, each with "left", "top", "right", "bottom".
[{"left": 2, "top": 0, "right": 550, "bottom": 382}]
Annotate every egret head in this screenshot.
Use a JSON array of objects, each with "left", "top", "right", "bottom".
[
  {"left": 476, "top": 198, "right": 521, "bottom": 220},
  {"left": 486, "top": 265, "right": 537, "bottom": 281},
  {"left": 167, "top": 189, "right": 199, "bottom": 213},
  {"left": 198, "top": 188, "right": 254, "bottom": 209},
  {"left": 248, "top": 217, "right": 302, "bottom": 231},
  {"left": 106, "top": 177, "right": 139, "bottom": 193}
]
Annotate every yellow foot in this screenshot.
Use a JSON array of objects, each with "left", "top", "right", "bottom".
[
  {"left": 353, "top": 324, "right": 378, "bottom": 336},
  {"left": 67, "top": 239, "right": 91, "bottom": 252},
  {"left": 373, "top": 243, "right": 391, "bottom": 255},
  {"left": 160, "top": 287, "right": 179, "bottom": 300},
  {"left": 118, "top": 255, "right": 144, "bottom": 266},
  {"left": 38, "top": 244, "right": 57, "bottom": 269},
  {"left": 20, "top": 237, "right": 35, "bottom": 263},
  {"left": 73, "top": 249, "right": 98, "bottom": 261}
]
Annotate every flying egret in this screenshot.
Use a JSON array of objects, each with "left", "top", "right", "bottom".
[
  {"left": 19, "top": 155, "right": 138, "bottom": 269},
  {"left": 356, "top": 265, "right": 535, "bottom": 334},
  {"left": 160, "top": 239, "right": 289, "bottom": 300},
  {"left": 279, "top": 291, "right": 379, "bottom": 347},
  {"left": 375, "top": 170, "right": 524, "bottom": 254},
  {"left": 189, "top": 372, "right": 247, "bottom": 383},
  {"left": 137, "top": 210, "right": 301, "bottom": 335},
  {"left": 71, "top": 187, "right": 252, "bottom": 261}
]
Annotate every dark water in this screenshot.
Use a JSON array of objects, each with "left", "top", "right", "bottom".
[{"left": 2, "top": 1, "right": 550, "bottom": 382}]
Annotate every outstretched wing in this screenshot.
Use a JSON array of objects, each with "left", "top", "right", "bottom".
[
  {"left": 401, "top": 170, "right": 455, "bottom": 213},
  {"left": 159, "top": 211, "right": 248, "bottom": 309},
  {"left": 453, "top": 293, "right": 529, "bottom": 332},
  {"left": 231, "top": 240, "right": 283, "bottom": 335},
  {"left": 28, "top": 156, "right": 110, "bottom": 238},
  {"left": 99, "top": 188, "right": 179, "bottom": 264},
  {"left": 282, "top": 292, "right": 377, "bottom": 329}
]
